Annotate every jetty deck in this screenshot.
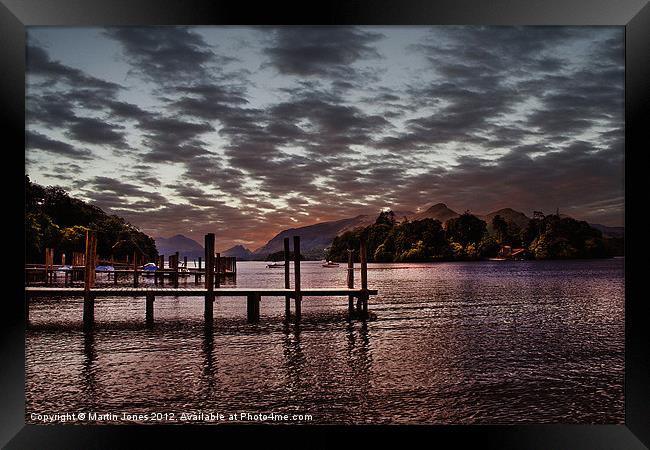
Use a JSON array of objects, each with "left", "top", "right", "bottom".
[
  {"left": 25, "top": 287, "right": 378, "bottom": 297},
  {"left": 25, "top": 233, "right": 377, "bottom": 328}
]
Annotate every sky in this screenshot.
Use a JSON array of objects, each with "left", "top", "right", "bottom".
[{"left": 25, "top": 26, "right": 624, "bottom": 251}]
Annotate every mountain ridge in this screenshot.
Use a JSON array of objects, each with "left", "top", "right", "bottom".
[{"left": 154, "top": 206, "right": 623, "bottom": 260}]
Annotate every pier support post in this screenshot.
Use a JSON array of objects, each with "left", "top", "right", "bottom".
[
  {"left": 133, "top": 251, "right": 139, "bottom": 288},
  {"left": 347, "top": 249, "right": 355, "bottom": 315},
  {"left": 360, "top": 240, "right": 368, "bottom": 317},
  {"left": 83, "top": 230, "right": 97, "bottom": 329},
  {"left": 25, "top": 294, "right": 30, "bottom": 327},
  {"left": 247, "top": 293, "right": 261, "bottom": 323},
  {"left": 215, "top": 253, "right": 221, "bottom": 288},
  {"left": 83, "top": 293, "right": 95, "bottom": 330},
  {"left": 204, "top": 234, "right": 215, "bottom": 325},
  {"left": 146, "top": 293, "right": 155, "bottom": 327},
  {"left": 293, "top": 236, "right": 302, "bottom": 322},
  {"left": 174, "top": 252, "right": 180, "bottom": 288},
  {"left": 284, "top": 237, "right": 291, "bottom": 318}
]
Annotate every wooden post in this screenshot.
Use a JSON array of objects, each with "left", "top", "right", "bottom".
[
  {"left": 174, "top": 251, "right": 179, "bottom": 288},
  {"left": 44, "top": 248, "right": 54, "bottom": 285},
  {"left": 133, "top": 251, "right": 138, "bottom": 288},
  {"left": 215, "top": 253, "right": 221, "bottom": 288},
  {"left": 198, "top": 256, "right": 202, "bottom": 269},
  {"left": 284, "top": 237, "right": 291, "bottom": 318},
  {"left": 293, "top": 236, "right": 301, "bottom": 321},
  {"left": 347, "top": 249, "right": 355, "bottom": 314},
  {"left": 25, "top": 294, "right": 30, "bottom": 327},
  {"left": 204, "top": 234, "right": 215, "bottom": 324},
  {"left": 360, "top": 240, "right": 368, "bottom": 316},
  {"left": 247, "top": 293, "right": 260, "bottom": 323},
  {"left": 158, "top": 255, "right": 164, "bottom": 286},
  {"left": 146, "top": 293, "right": 155, "bottom": 327},
  {"left": 83, "top": 230, "right": 96, "bottom": 329}
]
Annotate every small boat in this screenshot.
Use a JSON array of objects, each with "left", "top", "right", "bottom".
[
  {"left": 266, "top": 262, "right": 285, "bottom": 268},
  {"left": 96, "top": 265, "right": 115, "bottom": 272},
  {"left": 142, "top": 263, "right": 158, "bottom": 271},
  {"left": 57, "top": 265, "right": 73, "bottom": 272},
  {"left": 322, "top": 261, "right": 340, "bottom": 267}
]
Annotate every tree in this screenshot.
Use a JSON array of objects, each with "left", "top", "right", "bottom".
[
  {"left": 446, "top": 213, "right": 487, "bottom": 247},
  {"left": 492, "top": 215, "right": 508, "bottom": 244},
  {"left": 375, "top": 210, "right": 396, "bottom": 227}
]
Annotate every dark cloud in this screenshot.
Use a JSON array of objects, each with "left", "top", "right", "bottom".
[
  {"left": 263, "top": 27, "right": 383, "bottom": 79},
  {"left": 27, "top": 45, "right": 122, "bottom": 94},
  {"left": 26, "top": 130, "right": 93, "bottom": 159},
  {"left": 104, "top": 27, "right": 234, "bottom": 85},
  {"left": 65, "top": 117, "right": 128, "bottom": 147}
]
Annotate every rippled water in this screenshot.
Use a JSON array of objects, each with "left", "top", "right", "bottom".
[{"left": 26, "top": 258, "right": 624, "bottom": 424}]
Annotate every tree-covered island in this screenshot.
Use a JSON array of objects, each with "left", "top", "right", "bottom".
[{"left": 327, "top": 210, "right": 622, "bottom": 262}]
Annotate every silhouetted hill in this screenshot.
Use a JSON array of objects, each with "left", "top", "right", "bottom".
[
  {"left": 479, "top": 207, "right": 531, "bottom": 231},
  {"left": 155, "top": 234, "right": 204, "bottom": 259},
  {"left": 223, "top": 244, "right": 254, "bottom": 260},
  {"left": 253, "top": 212, "right": 412, "bottom": 260},
  {"left": 409, "top": 203, "right": 460, "bottom": 223}
]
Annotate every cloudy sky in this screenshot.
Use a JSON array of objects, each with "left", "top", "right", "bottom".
[{"left": 26, "top": 26, "right": 624, "bottom": 251}]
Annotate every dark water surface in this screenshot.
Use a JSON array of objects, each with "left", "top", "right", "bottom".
[{"left": 26, "top": 258, "right": 624, "bottom": 424}]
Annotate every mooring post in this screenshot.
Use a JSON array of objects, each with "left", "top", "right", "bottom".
[
  {"left": 215, "top": 253, "right": 221, "bottom": 288},
  {"left": 284, "top": 237, "right": 291, "bottom": 318},
  {"left": 183, "top": 256, "right": 188, "bottom": 269},
  {"left": 293, "top": 236, "right": 302, "bottom": 321},
  {"left": 247, "top": 293, "right": 261, "bottom": 323},
  {"left": 204, "top": 234, "right": 215, "bottom": 324},
  {"left": 133, "top": 251, "right": 138, "bottom": 287},
  {"left": 158, "top": 255, "right": 165, "bottom": 286},
  {"left": 44, "top": 248, "right": 53, "bottom": 286},
  {"left": 83, "top": 230, "right": 97, "bottom": 329},
  {"left": 347, "top": 249, "right": 355, "bottom": 315},
  {"left": 145, "top": 293, "right": 155, "bottom": 327},
  {"left": 360, "top": 240, "right": 368, "bottom": 316},
  {"left": 173, "top": 252, "right": 180, "bottom": 288}
]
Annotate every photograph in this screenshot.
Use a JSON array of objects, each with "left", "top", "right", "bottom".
[{"left": 23, "top": 24, "right": 626, "bottom": 426}]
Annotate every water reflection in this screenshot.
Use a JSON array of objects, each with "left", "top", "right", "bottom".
[
  {"left": 199, "top": 324, "right": 217, "bottom": 399},
  {"left": 81, "top": 330, "right": 98, "bottom": 408},
  {"left": 345, "top": 320, "right": 373, "bottom": 411},
  {"left": 281, "top": 322, "right": 306, "bottom": 397}
]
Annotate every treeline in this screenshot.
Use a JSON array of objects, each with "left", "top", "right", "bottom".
[
  {"left": 25, "top": 176, "right": 157, "bottom": 264},
  {"left": 326, "top": 210, "right": 617, "bottom": 262}
]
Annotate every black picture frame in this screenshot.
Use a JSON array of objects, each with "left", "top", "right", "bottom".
[{"left": 2, "top": 0, "right": 648, "bottom": 448}]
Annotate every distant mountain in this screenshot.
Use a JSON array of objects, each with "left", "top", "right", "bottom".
[
  {"left": 588, "top": 223, "right": 625, "bottom": 239},
  {"left": 479, "top": 207, "right": 531, "bottom": 231},
  {"left": 250, "top": 204, "right": 625, "bottom": 261},
  {"left": 253, "top": 211, "right": 412, "bottom": 260},
  {"left": 155, "top": 234, "right": 204, "bottom": 259},
  {"left": 409, "top": 203, "right": 460, "bottom": 223},
  {"left": 222, "top": 244, "right": 254, "bottom": 260}
]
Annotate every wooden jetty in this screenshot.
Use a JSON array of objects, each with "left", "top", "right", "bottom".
[{"left": 25, "top": 232, "right": 377, "bottom": 328}]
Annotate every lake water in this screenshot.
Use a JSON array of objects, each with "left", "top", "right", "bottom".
[{"left": 25, "top": 258, "right": 624, "bottom": 424}]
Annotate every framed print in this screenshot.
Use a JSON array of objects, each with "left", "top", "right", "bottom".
[{"left": 2, "top": 0, "right": 649, "bottom": 448}]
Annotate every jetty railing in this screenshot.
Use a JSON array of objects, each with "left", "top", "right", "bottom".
[{"left": 25, "top": 231, "right": 377, "bottom": 329}]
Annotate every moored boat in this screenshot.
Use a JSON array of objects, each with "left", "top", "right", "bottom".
[{"left": 322, "top": 261, "right": 340, "bottom": 267}]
